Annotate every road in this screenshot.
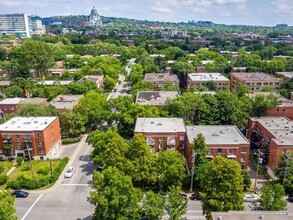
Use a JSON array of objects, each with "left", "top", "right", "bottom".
[{"left": 15, "top": 137, "right": 95, "bottom": 220}]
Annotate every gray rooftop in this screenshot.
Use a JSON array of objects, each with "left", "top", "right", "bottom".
[
  {"left": 188, "top": 73, "right": 229, "bottom": 82},
  {"left": 135, "top": 118, "right": 186, "bottom": 133},
  {"left": 20, "top": 98, "right": 47, "bottom": 105},
  {"left": 276, "top": 72, "right": 293, "bottom": 79},
  {"left": 144, "top": 73, "right": 179, "bottom": 83},
  {"left": 49, "top": 95, "right": 83, "bottom": 110},
  {"left": 136, "top": 91, "right": 179, "bottom": 106},
  {"left": 232, "top": 72, "right": 280, "bottom": 81},
  {"left": 211, "top": 211, "right": 293, "bottom": 220},
  {"left": 0, "top": 98, "right": 24, "bottom": 105},
  {"left": 250, "top": 116, "right": 293, "bottom": 146},
  {"left": 37, "top": 80, "right": 73, "bottom": 86},
  {"left": 0, "top": 117, "right": 58, "bottom": 131},
  {"left": 186, "top": 125, "right": 249, "bottom": 145}
]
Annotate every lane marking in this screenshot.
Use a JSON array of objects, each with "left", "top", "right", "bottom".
[
  {"left": 21, "top": 193, "right": 43, "bottom": 220},
  {"left": 62, "top": 183, "right": 91, "bottom": 186}
]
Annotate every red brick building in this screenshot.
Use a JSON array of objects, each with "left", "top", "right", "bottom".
[
  {"left": 0, "top": 117, "right": 61, "bottom": 160},
  {"left": 143, "top": 73, "right": 179, "bottom": 90},
  {"left": 186, "top": 125, "right": 250, "bottom": 169},
  {"left": 246, "top": 116, "right": 293, "bottom": 172}
]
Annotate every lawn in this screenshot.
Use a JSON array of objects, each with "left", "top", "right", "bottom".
[{"left": 0, "top": 161, "right": 14, "bottom": 175}]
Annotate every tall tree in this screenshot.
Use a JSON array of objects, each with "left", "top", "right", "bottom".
[
  {"left": 201, "top": 156, "right": 244, "bottom": 218},
  {"left": 251, "top": 93, "right": 279, "bottom": 117},
  {"left": 142, "top": 191, "right": 165, "bottom": 220},
  {"left": 88, "top": 167, "right": 142, "bottom": 220},
  {"left": 257, "top": 184, "right": 287, "bottom": 211},
  {"left": 165, "top": 186, "right": 187, "bottom": 220},
  {"left": 0, "top": 190, "right": 17, "bottom": 220}
]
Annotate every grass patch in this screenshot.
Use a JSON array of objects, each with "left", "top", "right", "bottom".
[{"left": 0, "top": 161, "right": 14, "bottom": 175}]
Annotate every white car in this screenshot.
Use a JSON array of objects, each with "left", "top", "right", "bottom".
[
  {"left": 244, "top": 194, "right": 258, "bottom": 202},
  {"left": 65, "top": 166, "right": 75, "bottom": 178}
]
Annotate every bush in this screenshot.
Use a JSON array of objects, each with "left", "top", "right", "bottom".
[
  {"left": 21, "top": 162, "right": 30, "bottom": 171},
  {"left": 16, "top": 157, "right": 23, "bottom": 166},
  {"left": 0, "top": 165, "right": 4, "bottom": 174},
  {"left": 37, "top": 166, "right": 49, "bottom": 176},
  {"left": 0, "top": 175, "right": 8, "bottom": 185},
  {"left": 49, "top": 157, "right": 69, "bottom": 184},
  {"left": 62, "top": 138, "right": 80, "bottom": 145}
]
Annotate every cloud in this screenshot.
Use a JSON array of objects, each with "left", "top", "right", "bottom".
[
  {"left": 151, "top": 0, "right": 178, "bottom": 13},
  {"left": 272, "top": 0, "right": 293, "bottom": 14},
  {"left": 220, "top": 11, "right": 231, "bottom": 16},
  {"left": 0, "top": 0, "right": 48, "bottom": 7},
  {"left": 215, "top": 0, "right": 246, "bottom": 4}
]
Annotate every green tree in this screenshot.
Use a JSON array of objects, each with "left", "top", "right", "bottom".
[
  {"left": 142, "top": 191, "right": 165, "bottom": 220},
  {"left": 158, "top": 150, "right": 186, "bottom": 191},
  {"left": 275, "top": 151, "right": 293, "bottom": 193},
  {"left": 257, "top": 184, "right": 287, "bottom": 211},
  {"left": 0, "top": 190, "right": 17, "bottom": 220},
  {"left": 201, "top": 156, "right": 244, "bottom": 218},
  {"left": 165, "top": 186, "right": 187, "bottom": 220},
  {"left": 18, "top": 104, "right": 58, "bottom": 116},
  {"left": 88, "top": 167, "right": 142, "bottom": 220},
  {"left": 242, "top": 170, "right": 251, "bottom": 191},
  {"left": 251, "top": 93, "right": 279, "bottom": 117},
  {"left": 59, "top": 110, "right": 86, "bottom": 137},
  {"left": 235, "top": 83, "right": 250, "bottom": 97}
]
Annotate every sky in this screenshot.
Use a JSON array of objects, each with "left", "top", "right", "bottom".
[{"left": 0, "top": 0, "right": 293, "bottom": 26}]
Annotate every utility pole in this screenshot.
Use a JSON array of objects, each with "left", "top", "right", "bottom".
[
  {"left": 190, "top": 151, "right": 196, "bottom": 192},
  {"left": 254, "top": 149, "right": 261, "bottom": 193},
  {"left": 283, "top": 151, "right": 291, "bottom": 186}
]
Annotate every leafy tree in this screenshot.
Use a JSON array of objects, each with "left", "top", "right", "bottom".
[
  {"left": 126, "top": 134, "right": 158, "bottom": 187},
  {"left": 162, "top": 46, "right": 186, "bottom": 60},
  {"left": 18, "top": 104, "right": 58, "bottom": 116},
  {"left": 242, "top": 170, "right": 251, "bottom": 191},
  {"left": 193, "top": 133, "right": 209, "bottom": 186},
  {"left": 3, "top": 85, "right": 23, "bottom": 97},
  {"left": 0, "top": 190, "right": 17, "bottom": 220},
  {"left": 142, "top": 191, "right": 165, "bottom": 220},
  {"left": 59, "top": 110, "right": 86, "bottom": 137},
  {"left": 171, "top": 61, "right": 194, "bottom": 88},
  {"left": 165, "top": 186, "right": 187, "bottom": 220},
  {"left": 201, "top": 156, "right": 244, "bottom": 218},
  {"left": 157, "top": 150, "right": 186, "bottom": 191},
  {"left": 251, "top": 93, "right": 279, "bottom": 117},
  {"left": 235, "top": 83, "right": 250, "bottom": 97},
  {"left": 275, "top": 151, "right": 293, "bottom": 193},
  {"left": 88, "top": 167, "right": 142, "bottom": 220},
  {"left": 257, "top": 184, "right": 287, "bottom": 211}
]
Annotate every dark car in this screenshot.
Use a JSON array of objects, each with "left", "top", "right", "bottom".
[
  {"left": 190, "top": 192, "right": 201, "bottom": 200},
  {"left": 12, "top": 190, "right": 29, "bottom": 198},
  {"left": 288, "top": 194, "right": 293, "bottom": 202},
  {"left": 96, "top": 164, "right": 104, "bottom": 172}
]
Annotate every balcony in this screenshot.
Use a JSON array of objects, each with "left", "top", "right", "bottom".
[
  {"left": 22, "top": 136, "right": 32, "bottom": 143},
  {"left": 3, "top": 137, "right": 12, "bottom": 144}
]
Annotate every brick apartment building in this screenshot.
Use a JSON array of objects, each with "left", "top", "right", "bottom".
[
  {"left": 0, "top": 117, "right": 61, "bottom": 160},
  {"left": 134, "top": 118, "right": 249, "bottom": 169},
  {"left": 246, "top": 116, "right": 293, "bottom": 172},
  {"left": 135, "top": 91, "right": 179, "bottom": 108},
  {"left": 0, "top": 98, "right": 48, "bottom": 116},
  {"left": 230, "top": 72, "right": 280, "bottom": 93},
  {"left": 143, "top": 73, "right": 179, "bottom": 90},
  {"left": 186, "top": 125, "right": 250, "bottom": 169},
  {"left": 187, "top": 73, "right": 230, "bottom": 91}
]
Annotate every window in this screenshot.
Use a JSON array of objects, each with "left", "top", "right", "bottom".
[
  {"left": 9, "top": 107, "right": 14, "bottom": 110},
  {"left": 159, "top": 144, "right": 163, "bottom": 150},
  {"left": 36, "top": 133, "right": 42, "bottom": 139},
  {"left": 16, "top": 143, "right": 21, "bottom": 148},
  {"left": 227, "top": 149, "right": 235, "bottom": 155},
  {"left": 25, "top": 134, "right": 31, "bottom": 140},
  {"left": 4, "top": 134, "right": 11, "bottom": 139},
  {"left": 38, "top": 149, "right": 44, "bottom": 155},
  {"left": 16, "top": 134, "right": 20, "bottom": 139},
  {"left": 275, "top": 82, "right": 280, "bottom": 86},
  {"left": 264, "top": 82, "right": 268, "bottom": 85},
  {"left": 257, "top": 82, "right": 262, "bottom": 86},
  {"left": 218, "top": 148, "right": 222, "bottom": 154},
  {"left": 269, "top": 82, "right": 273, "bottom": 85},
  {"left": 38, "top": 142, "right": 43, "bottom": 147},
  {"left": 180, "top": 136, "right": 185, "bottom": 141},
  {"left": 158, "top": 137, "right": 163, "bottom": 142},
  {"left": 208, "top": 149, "right": 212, "bottom": 155},
  {"left": 167, "top": 136, "right": 175, "bottom": 145},
  {"left": 246, "top": 83, "right": 251, "bottom": 86},
  {"left": 146, "top": 137, "right": 155, "bottom": 145},
  {"left": 241, "top": 156, "right": 246, "bottom": 162},
  {"left": 241, "top": 147, "right": 246, "bottom": 154}
]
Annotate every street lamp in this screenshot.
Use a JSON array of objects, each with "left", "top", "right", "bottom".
[{"left": 189, "top": 150, "right": 196, "bottom": 192}]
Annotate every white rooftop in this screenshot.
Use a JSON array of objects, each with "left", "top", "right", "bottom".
[
  {"left": 135, "top": 118, "right": 186, "bottom": 133},
  {"left": 186, "top": 125, "right": 249, "bottom": 145},
  {"left": 37, "top": 80, "right": 73, "bottom": 86},
  {"left": 250, "top": 116, "right": 293, "bottom": 146},
  {"left": 188, "top": 73, "right": 229, "bottom": 82},
  {"left": 0, "top": 98, "right": 24, "bottom": 105},
  {"left": 0, "top": 117, "right": 58, "bottom": 131}
]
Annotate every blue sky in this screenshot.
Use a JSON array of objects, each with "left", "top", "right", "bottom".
[{"left": 0, "top": 0, "right": 292, "bottom": 26}]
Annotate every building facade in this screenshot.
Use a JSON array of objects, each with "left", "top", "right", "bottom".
[
  {"left": 186, "top": 125, "right": 250, "bottom": 169},
  {"left": 231, "top": 72, "right": 280, "bottom": 92},
  {"left": 143, "top": 73, "right": 180, "bottom": 90},
  {"left": 0, "top": 117, "right": 61, "bottom": 160},
  {"left": 246, "top": 116, "right": 293, "bottom": 172},
  {"left": 0, "top": 14, "right": 32, "bottom": 38},
  {"left": 187, "top": 73, "right": 230, "bottom": 91}
]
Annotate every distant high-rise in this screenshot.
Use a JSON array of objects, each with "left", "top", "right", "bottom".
[
  {"left": 88, "top": 6, "right": 102, "bottom": 26},
  {"left": 31, "top": 16, "right": 44, "bottom": 35},
  {"left": 0, "top": 13, "right": 33, "bottom": 38}
]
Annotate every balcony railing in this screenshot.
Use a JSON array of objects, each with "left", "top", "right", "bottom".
[{"left": 3, "top": 137, "right": 12, "bottom": 144}]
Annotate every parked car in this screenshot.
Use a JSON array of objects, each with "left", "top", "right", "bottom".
[
  {"left": 244, "top": 194, "right": 258, "bottom": 202},
  {"left": 190, "top": 192, "right": 201, "bottom": 200},
  {"left": 12, "top": 190, "right": 29, "bottom": 198},
  {"left": 288, "top": 194, "right": 293, "bottom": 202},
  {"left": 96, "top": 164, "right": 104, "bottom": 172},
  {"left": 65, "top": 166, "right": 75, "bottom": 178}
]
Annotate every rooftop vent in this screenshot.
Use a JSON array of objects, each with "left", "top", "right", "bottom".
[
  {"left": 259, "top": 215, "right": 264, "bottom": 220},
  {"left": 217, "top": 217, "right": 222, "bottom": 220},
  {"left": 150, "top": 121, "right": 154, "bottom": 125},
  {"left": 157, "top": 123, "right": 163, "bottom": 126},
  {"left": 212, "top": 133, "right": 219, "bottom": 136}
]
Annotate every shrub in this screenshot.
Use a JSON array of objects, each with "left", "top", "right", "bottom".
[
  {"left": 0, "top": 165, "right": 4, "bottom": 174},
  {"left": 37, "top": 166, "right": 49, "bottom": 176},
  {"left": 49, "top": 157, "right": 69, "bottom": 184},
  {"left": 62, "top": 138, "right": 80, "bottom": 145},
  {"left": 21, "top": 162, "right": 30, "bottom": 171},
  {"left": 0, "top": 175, "right": 8, "bottom": 185},
  {"left": 16, "top": 157, "right": 23, "bottom": 166}
]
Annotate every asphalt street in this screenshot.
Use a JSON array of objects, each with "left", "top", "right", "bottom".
[{"left": 15, "top": 137, "right": 95, "bottom": 220}]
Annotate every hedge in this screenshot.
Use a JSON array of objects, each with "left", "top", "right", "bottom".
[
  {"left": 0, "top": 165, "right": 4, "bottom": 174},
  {"left": 6, "top": 157, "right": 69, "bottom": 190},
  {"left": 62, "top": 138, "right": 80, "bottom": 145},
  {"left": 0, "top": 175, "right": 8, "bottom": 185}
]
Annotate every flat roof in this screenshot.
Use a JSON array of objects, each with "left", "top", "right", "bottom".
[
  {"left": 0, "top": 98, "right": 24, "bottom": 105},
  {"left": 37, "top": 80, "right": 73, "bottom": 86},
  {"left": 0, "top": 117, "right": 57, "bottom": 131},
  {"left": 144, "top": 73, "right": 179, "bottom": 83},
  {"left": 136, "top": 91, "right": 179, "bottom": 106},
  {"left": 231, "top": 72, "right": 280, "bottom": 81},
  {"left": 186, "top": 125, "right": 249, "bottom": 145},
  {"left": 211, "top": 211, "right": 293, "bottom": 220},
  {"left": 49, "top": 95, "right": 83, "bottom": 110},
  {"left": 250, "top": 116, "right": 293, "bottom": 146},
  {"left": 276, "top": 72, "right": 293, "bottom": 79},
  {"left": 194, "top": 91, "right": 217, "bottom": 95},
  {"left": 188, "top": 73, "right": 229, "bottom": 82},
  {"left": 20, "top": 98, "right": 47, "bottom": 105},
  {"left": 135, "top": 118, "right": 186, "bottom": 133}
]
